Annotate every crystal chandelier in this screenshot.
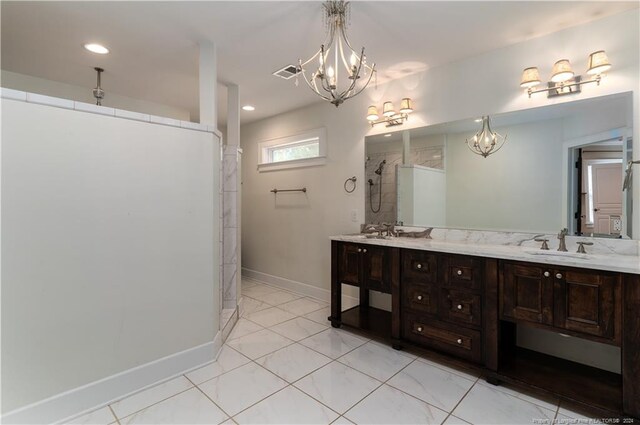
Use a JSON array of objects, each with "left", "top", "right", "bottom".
[
  {"left": 298, "top": 0, "right": 376, "bottom": 107},
  {"left": 466, "top": 116, "right": 507, "bottom": 158}
]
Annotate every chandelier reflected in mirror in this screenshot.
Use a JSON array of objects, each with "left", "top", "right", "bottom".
[
  {"left": 466, "top": 116, "right": 507, "bottom": 158},
  {"left": 298, "top": 0, "right": 376, "bottom": 107}
]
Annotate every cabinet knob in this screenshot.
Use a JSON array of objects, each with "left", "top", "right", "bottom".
[
  {"left": 544, "top": 271, "right": 550, "bottom": 277},
  {"left": 417, "top": 326, "right": 423, "bottom": 333},
  {"left": 417, "top": 263, "right": 422, "bottom": 269},
  {"left": 556, "top": 273, "right": 563, "bottom": 279},
  {"left": 457, "top": 304, "right": 463, "bottom": 310},
  {"left": 457, "top": 269, "right": 463, "bottom": 276},
  {"left": 457, "top": 338, "right": 463, "bottom": 345},
  {"left": 357, "top": 248, "right": 362, "bottom": 253},
  {"left": 417, "top": 295, "right": 423, "bottom": 301},
  {"left": 363, "top": 248, "right": 367, "bottom": 253}
]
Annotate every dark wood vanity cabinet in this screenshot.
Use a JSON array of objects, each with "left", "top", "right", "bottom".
[
  {"left": 330, "top": 241, "right": 640, "bottom": 418},
  {"left": 500, "top": 261, "right": 620, "bottom": 344}
]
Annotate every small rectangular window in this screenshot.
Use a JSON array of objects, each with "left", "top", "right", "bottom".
[{"left": 258, "top": 128, "right": 326, "bottom": 171}]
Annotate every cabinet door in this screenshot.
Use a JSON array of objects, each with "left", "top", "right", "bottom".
[
  {"left": 338, "top": 243, "right": 361, "bottom": 287},
  {"left": 553, "top": 269, "right": 619, "bottom": 343},
  {"left": 500, "top": 262, "right": 553, "bottom": 325},
  {"left": 362, "top": 245, "right": 391, "bottom": 293}
]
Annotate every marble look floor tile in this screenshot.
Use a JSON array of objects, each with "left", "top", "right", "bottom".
[
  {"left": 299, "top": 329, "right": 368, "bottom": 359},
  {"left": 67, "top": 406, "right": 116, "bottom": 424},
  {"left": 234, "top": 386, "right": 339, "bottom": 425},
  {"left": 295, "top": 361, "right": 381, "bottom": 414},
  {"left": 227, "top": 318, "right": 264, "bottom": 340},
  {"left": 278, "top": 297, "right": 328, "bottom": 316},
  {"left": 557, "top": 402, "right": 605, "bottom": 423},
  {"left": 240, "top": 298, "right": 270, "bottom": 316},
  {"left": 330, "top": 417, "right": 355, "bottom": 425},
  {"left": 119, "top": 388, "right": 227, "bottom": 424},
  {"left": 442, "top": 414, "right": 472, "bottom": 424},
  {"left": 452, "top": 382, "right": 556, "bottom": 424},
  {"left": 260, "top": 290, "right": 303, "bottom": 306},
  {"left": 110, "top": 376, "right": 192, "bottom": 419},
  {"left": 243, "top": 306, "right": 297, "bottom": 328},
  {"left": 338, "top": 341, "right": 414, "bottom": 381},
  {"left": 256, "top": 343, "right": 331, "bottom": 383},
  {"left": 226, "top": 328, "right": 293, "bottom": 359},
  {"left": 303, "top": 307, "right": 332, "bottom": 326},
  {"left": 186, "top": 346, "right": 250, "bottom": 384},
  {"left": 478, "top": 381, "right": 559, "bottom": 412},
  {"left": 269, "top": 317, "right": 327, "bottom": 341},
  {"left": 198, "top": 362, "right": 287, "bottom": 417},
  {"left": 344, "top": 384, "right": 448, "bottom": 425},
  {"left": 387, "top": 360, "right": 474, "bottom": 412},
  {"left": 240, "top": 279, "right": 259, "bottom": 289},
  {"left": 415, "top": 356, "right": 479, "bottom": 381},
  {"left": 242, "top": 284, "right": 281, "bottom": 299}
]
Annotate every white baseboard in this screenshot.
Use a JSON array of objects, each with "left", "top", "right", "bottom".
[
  {"left": 241, "top": 267, "right": 359, "bottom": 305},
  {"left": 3, "top": 333, "right": 223, "bottom": 425}
]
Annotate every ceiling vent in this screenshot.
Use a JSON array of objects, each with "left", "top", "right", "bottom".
[{"left": 273, "top": 64, "right": 300, "bottom": 80}]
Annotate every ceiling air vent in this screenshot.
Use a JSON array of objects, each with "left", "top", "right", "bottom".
[{"left": 273, "top": 64, "right": 300, "bottom": 80}]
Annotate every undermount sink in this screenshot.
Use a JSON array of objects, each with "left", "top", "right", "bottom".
[{"left": 528, "top": 250, "right": 589, "bottom": 260}]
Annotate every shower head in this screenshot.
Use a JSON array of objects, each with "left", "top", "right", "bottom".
[
  {"left": 623, "top": 160, "right": 640, "bottom": 191},
  {"left": 374, "top": 160, "right": 386, "bottom": 175}
]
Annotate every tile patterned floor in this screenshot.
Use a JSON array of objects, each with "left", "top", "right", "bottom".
[{"left": 67, "top": 278, "right": 607, "bottom": 425}]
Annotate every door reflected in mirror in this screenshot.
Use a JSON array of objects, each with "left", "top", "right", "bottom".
[{"left": 363, "top": 92, "right": 634, "bottom": 239}]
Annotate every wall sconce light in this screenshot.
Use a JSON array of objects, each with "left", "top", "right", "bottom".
[
  {"left": 366, "top": 98, "right": 413, "bottom": 127},
  {"left": 520, "top": 50, "right": 611, "bottom": 98}
]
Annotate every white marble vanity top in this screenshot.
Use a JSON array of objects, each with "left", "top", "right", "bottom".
[{"left": 330, "top": 228, "right": 640, "bottom": 274}]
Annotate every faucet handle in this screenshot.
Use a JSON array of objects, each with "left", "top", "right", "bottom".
[
  {"left": 576, "top": 241, "right": 594, "bottom": 254},
  {"left": 534, "top": 238, "right": 550, "bottom": 250}
]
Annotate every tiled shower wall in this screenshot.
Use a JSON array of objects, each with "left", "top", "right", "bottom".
[
  {"left": 222, "top": 145, "right": 240, "bottom": 311},
  {"left": 365, "top": 145, "right": 444, "bottom": 225}
]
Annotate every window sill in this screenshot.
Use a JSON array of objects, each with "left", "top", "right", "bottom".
[{"left": 257, "top": 156, "right": 326, "bottom": 172}]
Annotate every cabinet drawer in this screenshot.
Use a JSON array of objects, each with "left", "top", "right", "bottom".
[
  {"left": 404, "top": 283, "right": 438, "bottom": 316},
  {"left": 402, "top": 313, "right": 482, "bottom": 363},
  {"left": 402, "top": 250, "right": 438, "bottom": 284},
  {"left": 443, "top": 255, "right": 483, "bottom": 291},
  {"left": 440, "top": 288, "right": 482, "bottom": 328}
]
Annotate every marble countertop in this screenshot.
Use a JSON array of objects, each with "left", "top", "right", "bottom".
[{"left": 330, "top": 233, "right": 640, "bottom": 274}]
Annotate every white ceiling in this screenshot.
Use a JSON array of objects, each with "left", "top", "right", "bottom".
[{"left": 1, "top": 1, "right": 637, "bottom": 126}]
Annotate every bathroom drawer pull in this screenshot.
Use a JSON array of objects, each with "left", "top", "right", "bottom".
[
  {"left": 417, "top": 326, "right": 423, "bottom": 333},
  {"left": 357, "top": 248, "right": 362, "bottom": 252},
  {"left": 456, "top": 269, "right": 463, "bottom": 276},
  {"left": 363, "top": 248, "right": 367, "bottom": 253},
  {"left": 457, "top": 338, "right": 463, "bottom": 345},
  {"left": 457, "top": 304, "right": 463, "bottom": 310},
  {"left": 544, "top": 271, "right": 550, "bottom": 277},
  {"left": 556, "top": 273, "right": 563, "bottom": 279},
  {"left": 416, "top": 263, "right": 422, "bottom": 269},
  {"left": 417, "top": 295, "right": 423, "bottom": 301}
]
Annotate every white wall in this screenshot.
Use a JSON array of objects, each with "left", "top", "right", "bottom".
[
  {"left": 1, "top": 99, "right": 220, "bottom": 413},
  {"left": 241, "top": 9, "right": 639, "bottom": 294},
  {"left": 1, "top": 70, "right": 191, "bottom": 121}
]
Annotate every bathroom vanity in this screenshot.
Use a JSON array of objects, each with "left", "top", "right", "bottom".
[{"left": 329, "top": 234, "right": 640, "bottom": 418}]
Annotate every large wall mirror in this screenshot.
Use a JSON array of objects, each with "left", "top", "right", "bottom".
[{"left": 364, "top": 92, "right": 634, "bottom": 238}]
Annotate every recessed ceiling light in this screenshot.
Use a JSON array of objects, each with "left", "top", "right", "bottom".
[
  {"left": 384, "top": 133, "right": 392, "bottom": 137},
  {"left": 84, "top": 43, "right": 109, "bottom": 54},
  {"left": 242, "top": 105, "right": 255, "bottom": 111}
]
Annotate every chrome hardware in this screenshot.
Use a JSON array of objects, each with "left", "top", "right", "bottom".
[
  {"left": 357, "top": 248, "right": 362, "bottom": 252},
  {"left": 457, "top": 304, "right": 463, "bottom": 310},
  {"left": 363, "top": 248, "right": 367, "bottom": 253},
  {"left": 544, "top": 271, "right": 550, "bottom": 278},
  {"left": 557, "top": 228, "right": 568, "bottom": 252},
  {"left": 417, "top": 263, "right": 422, "bottom": 269},
  {"left": 456, "top": 338, "right": 463, "bottom": 344},
  {"left": 556, "top": 273, "right": 563, "bottom": 279},
  {"left": 417, "top": 326, "right": 423, "bottom": 332},
  {"left": 417, "top": 295, "right": 423, "bottom": 301},
  {"left": 576, "top": 241, "right": 594, "bottom": 254},
  {"left": 456, "top": 269, "right": 463, "bottom": 276},
  {"left": 535, "top": 238, "right": 550, "bottom": 250}
]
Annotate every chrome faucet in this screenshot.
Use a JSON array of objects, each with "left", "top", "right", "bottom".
[{"left": 557, "top": 228, "right": 569, "bottom": 252}]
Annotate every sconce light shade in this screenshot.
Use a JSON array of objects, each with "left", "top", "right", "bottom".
[
  {"left": 550, "top": 59, "right": 574, "bottom": 83},
  {"left": 383, "top": 101, "right": 395, "bottom": 117},
  {"left": 366, "top": 105, "right": 379, "bottom": 121},
  {"left": 399, "top": 98, "right": 413, "bottom": 114},
  {"left": 520, "top": 67, "right": 541, "bottom": 88},
  {"left": 587, "top": 50, "right": 611, "bottom": 75}
]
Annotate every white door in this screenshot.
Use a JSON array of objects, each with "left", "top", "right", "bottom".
[{"left": 591, "top": 162, "right": 623, "bottom": 234}]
